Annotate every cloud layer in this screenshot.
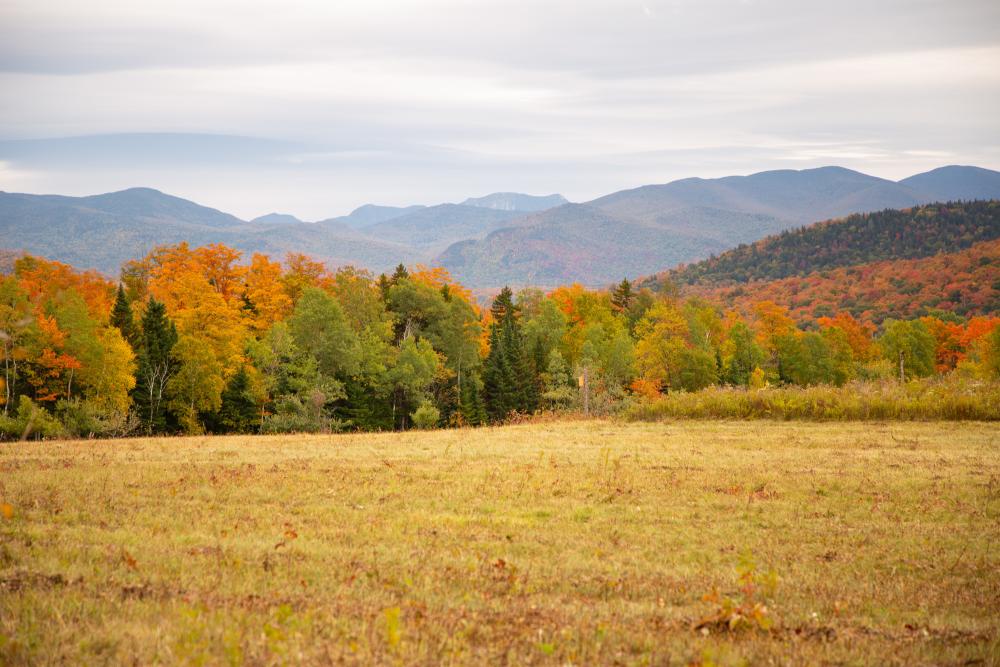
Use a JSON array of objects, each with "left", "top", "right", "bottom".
[{"left": 1, "top": 0, "right": 998, "bottom": 219}]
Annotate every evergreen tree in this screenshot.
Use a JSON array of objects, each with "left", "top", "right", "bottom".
[
  {"left": 212, "top": 366, "right": 258, "bottom": 433},
  {"left": 490, "top": 286, "right": 515, "bottom": 321},
  {"left": 483, "top": 288, "right": 538, "bottom": 420},
  {"left": 133, "top": 298, "right": 178, "bottom": 433},
  {"left": 110, "top": 284, "right": 137, "bottom": 347},
  {"left": 483, "top": 323, "right": 513, "bottom": 420},
  {"left": 376, "top": 273, "right": 392, "bottom": 302},
  {"left": 459, "top": 371, "right": 487, "bottom": 426},
  {"left": 390, "top": 264, "right": 409, "bottom": 285},
  {"left": 611, "top": 278, "right": 634, "bottom": 313}
]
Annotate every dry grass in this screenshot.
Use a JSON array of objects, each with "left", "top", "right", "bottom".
[{"left": 1, "top": 420, "right": 998, "bottom": 666}]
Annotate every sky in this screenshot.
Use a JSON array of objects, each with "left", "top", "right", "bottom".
[{"left": 1, "top": 0, "right": 999, "bottom": 220}]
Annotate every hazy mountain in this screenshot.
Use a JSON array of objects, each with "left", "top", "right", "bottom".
[
  {"left": 460, "top": 192, "right": 568, "bottom": 212},
  {"left": 0, "top": 187, "right": 419, "bottom": 274},
  {"left": 3, "top": 165, "right": 999, "bottom": 286},
  {"left": 363, "top": 204, "right": 526, "bottom": 253},
  {"left": 250, "top": 212, "right": 305, "bottom": 225},
  {"left": 321, "top": 204, "right": 427, "bottom": 229},
  {"left": 438, "top": 165, "right": 1000, "bottom": 287},
  {"left": 898, "top": 165, "right": 1000, "bottom": 202}
]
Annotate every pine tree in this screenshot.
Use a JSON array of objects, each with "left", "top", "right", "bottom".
[
  {"left": 376, "top": 273, "right": 391, "bottom": 302},
  {"left": 214, "top": 366, "right": 258, "bottom": 433},
  {"left": 490, "top": 286, "right": 515, "bottom": 321},
  {"left": 482, "top": 288, "right": 538, "bottom": 420},
  {"left": 459, "top": 372, "right": 486, "bottom": 426},
  {"left": 110, "top": 284, "right": 137, "bottom": 346},
  {"left": 611, "top": 278, "right": 634, "bottom": 313},
  {"left": 133, "top": 298, "right": 178, "bottom": 433},
  {"left": 390, "top": 264, "right": 409, "bottom": 285}
]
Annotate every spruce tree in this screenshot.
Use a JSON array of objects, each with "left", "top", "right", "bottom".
[
  {"left": 214, "top": 366, "right": 258, "bottom": 433},
  {"left": 482, "top": 287, "right": 539, "bottom": 420},
  {"left": 611, "top": 278, "right": 634, "bottom": 313},
  {"left": 110, "top": 284, "right": 137, "bottom": 347},
  {"left": 390, "top": 264, "right": 409, "bottom": 285},
  {"left": 133, "top": 298, "right": 178, "bottom": 433}
]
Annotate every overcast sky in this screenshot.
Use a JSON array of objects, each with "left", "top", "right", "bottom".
[{"left": 1, "top": 0, "right": 998, "bottom": 219}]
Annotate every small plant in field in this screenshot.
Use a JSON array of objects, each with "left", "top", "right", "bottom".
[
  {"left": 687, "top": 647, "right": 748, "bottom": 667},
  {"left": 383, "top": 606, "right": 403, "bottom": 651},
  {"left": 695, "top": 551, "right": 777, "bottom": 633}
]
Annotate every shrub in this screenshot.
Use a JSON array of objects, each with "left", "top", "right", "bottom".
[
  {"left": 624, "top": 376, "right": 1000, "bottom": 422},
  {"left": 0, "top": 397, "right": 65, "bottom": 440},
  {"left": 410, "top": 401, "right": 440, "bottom": 430}
]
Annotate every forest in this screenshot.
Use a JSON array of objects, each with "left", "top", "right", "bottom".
[
  {"left": 656, "top": 200, "right": 1000, "bottom": 286},
  {"left": 688, "top": 239, "right": 999, "bottom": 324},
  {"left": 1, "top": 242, "right": 999, "bottom": 438}
]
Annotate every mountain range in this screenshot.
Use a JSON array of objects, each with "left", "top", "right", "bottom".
[{"left": 2, "top": 165, "right": 999, "bottom": 287}]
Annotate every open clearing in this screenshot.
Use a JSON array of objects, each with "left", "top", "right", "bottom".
[{"left": 1, "top": 420, "right": 998, "bottom": 665}]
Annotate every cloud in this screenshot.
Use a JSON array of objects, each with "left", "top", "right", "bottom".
[{"left": 0, "top": 0, "right": 997, "bottom": 218}]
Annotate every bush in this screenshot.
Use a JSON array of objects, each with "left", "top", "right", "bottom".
[
  {"left": 261, "top": 393, "right": 347, "bottom": 434},
  {"left": 410, "top": 401, "right": 440, "bottom": 430},
  {"left": 0, "top": 397, "right": 65, "bottom": 440},
  {"left": 56, "top": 399, "right": 138, "bottom": 439},
  {"left": 624, "top": 376, "right": 1000, "bottom": 422}
]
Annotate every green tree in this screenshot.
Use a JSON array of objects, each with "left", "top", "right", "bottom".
[
  {"left": 676, "top": 347, "right": 718, "bottom": 391},
  {"left": 388, "top": 336, "right": 439, "bottom": 429},
  {"left": 288, "top": 287, "right": 362, "bottom": 379},
  {"left": 133, "top": 298, "right": 178, "bottom": 433},
  {"left": 0, "top": 277, "right": 35, "bottom": 415},
  {"left": 775, "top": 333, "right": 839, "bottom": 386},
  {"left": 483, "top": 289, "right": 538, "bottom": 420},
  {"left": 212, "top": 366, "right": 258, "bottom": 433},
  {"left": 459, "top": 371, "right": 488, "bottom": 425},
  {"left": 722, "top": 322, "right": 765, "bottom": 387},
  {"left": 879, "top": 319, "right": 936, "bottom": 380},
  {"left": 611, "top": 279, "right": 634, "bottom": 313},
  {"left": 540, "top": 349, "right": 576, "bottom": 409},
  {"left": 110, "top": 284, "right": 138, "bottom": 347}
]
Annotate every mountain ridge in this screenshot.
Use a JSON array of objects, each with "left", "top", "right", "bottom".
[{"left": 3, "top": 165, "right": 999, "bottom": 283}]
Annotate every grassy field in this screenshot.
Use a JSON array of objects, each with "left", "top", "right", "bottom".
[{"left": 1, "top": 420, "right": 998, "bottom": 666}]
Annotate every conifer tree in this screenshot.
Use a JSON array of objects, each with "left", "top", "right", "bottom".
[
  {"left": 483, "top": 287, "right": 538, "bottom": 420},
  {"left": 110, "top": 284, "right": 137, "bottom": 347},
  {"left": 611, "top": 278, "right": 634, "bottom": 313},
  {"left": 133, "top": 298, "right": 178, "bottom": 433},
  {"left": 213, "top": 366, "right": 258, "bottom": 433}
]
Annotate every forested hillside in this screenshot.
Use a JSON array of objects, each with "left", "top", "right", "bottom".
[
  {"left": 653, "top": 200, "right": 1000, "bottom": 287},
  {"left": 687, "top": 239, "right": 1000, "bottom": 324}
]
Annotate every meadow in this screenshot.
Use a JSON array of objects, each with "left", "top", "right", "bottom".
[{"left": 1, "top": 420, "right": 998, "bottom": 665}]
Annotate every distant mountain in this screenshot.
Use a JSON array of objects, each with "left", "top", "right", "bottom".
[
  {"left": 0, "top": 187, "right": 419, "bottom": 274},
  {"left": 364, "top": 204, "right": 525, "bottom": 253},
  {"left": 3, "top": 166, "right": 1000, "bottom": 285},
  {"left": 438, "top": 204, "right": 740, "bottom": 288},
  {"left": 439, "top": 165, "right": 1000, "bottom": 287},
  {"left": 250, "top": 212, "right": 305, "bottom": 225},
  {"left": 321, "top": 204, "right": 427, "bottom": 229},
  {"left": 460, "top": 192, "right": 568, "bottom": 212},
  {"left": 898, "top": 165, "right": 1000, "bottom": 202}
]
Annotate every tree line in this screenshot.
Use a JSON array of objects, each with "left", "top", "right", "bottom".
[{"left": 1, "top": 243, "right": 998, "bottom": 438}]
